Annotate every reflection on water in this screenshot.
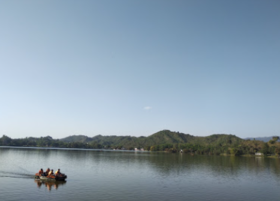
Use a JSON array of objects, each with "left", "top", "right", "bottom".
[
  {"left": 34, "top": 179, "right": 66, "bottom": 191},
  {"left": 56, "top": 149, "right": 280, "bottom": 178},
  {"left": 1, "top": 147, "right": 280, "bottom": 201},
  {"left": 1, "top": 147, "right": 280, "bottom": 178}
]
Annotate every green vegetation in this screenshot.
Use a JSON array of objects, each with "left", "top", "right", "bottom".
[
  {"left": 1, "top": 130, "right": 280, "bottom": 157},
  {"left": 0, "top": 135, "right": 102, "bottom": 149}
]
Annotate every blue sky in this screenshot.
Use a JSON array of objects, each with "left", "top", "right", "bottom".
[{"left": 0, "top": 0, "right": 279, "bottom": 139}]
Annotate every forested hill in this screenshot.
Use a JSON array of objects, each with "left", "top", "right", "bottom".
[
  {"left": 61, "top": 135, "right": 90, "bottom": 143},
  {"left": 60, "top": 130, "right": 243, "bottom": 148},
  {"left": 2, "top": 130, "right": 280, "bottom": 156},
  {"left": 0, "top": 130, "right": 243, "bottom": 149}
]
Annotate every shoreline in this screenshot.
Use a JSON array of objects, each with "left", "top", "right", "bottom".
[{"left": 1, "top": 146, "right": 279, "bottom": 158}]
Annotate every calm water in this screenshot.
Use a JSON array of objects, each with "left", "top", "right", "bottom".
[{"left": 1, "top": 147, "right": 280, "bottom": 201}]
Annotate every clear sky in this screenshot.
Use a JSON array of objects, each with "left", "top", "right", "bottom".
[{"left": 0, "top": 0, "right": 279, "bottom": 139}]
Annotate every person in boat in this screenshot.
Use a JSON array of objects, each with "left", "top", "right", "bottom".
[
  {"left": 45, "top": 168, "right": 50, "bottom": 176},
  {"left": 55, "top": 168, "right": 66, "bottom": 178},
  {"left": 48, "top": 169, "right": 54, "bottom": 176},
  {"left": 55, "top": 169, "right": 61, "bottom": 176},
  {"left": 38, "top": 168, "right": 44, "bottom": 176}
]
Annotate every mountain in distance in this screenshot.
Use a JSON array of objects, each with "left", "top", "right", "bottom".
[
  {"left": 60, "top": 130, "right": 243, "bottom": 148},
  {"left": 244, "top": 136, "right": 280, "bottom": 142},
  {"left": 2, "top": 130, "right": 273, "bottom": 155},
  {"left": 3, "top": 130, "right": 279, "bottom": 157},
  {"left": 61, "top": 135, "right": 91, "bottom": 143}
]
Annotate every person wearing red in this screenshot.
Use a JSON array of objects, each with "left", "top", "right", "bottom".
[{"left": 38, "top": 168, "right": 44, "bottom": 176}]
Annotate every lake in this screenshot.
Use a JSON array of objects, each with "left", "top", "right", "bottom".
[{"left": 1, "top": 147, "right": 280, "bottom": 201}]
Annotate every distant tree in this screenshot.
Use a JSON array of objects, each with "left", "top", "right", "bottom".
[
  {"left": 274, "top": 146, "right": 280, "bottom": 156},
  {"left": 273, "top": 136, "right": 279, "bottom": 141},
  {"left": 269, "top": 136, "right": 279, "bottom": 144},
  {"left": 150, "top": 146, "right": 157, "bottom": 151},
  {"left": 262, "top": 143, "right": 270, "bottom": 155},
  {"left": 1, "top": 135, "right": 12, "bottom": 146},
  {"left": 144, "top": 146, "right": 150, "bottom": 151},
  {"left": 230, "top": 147, "right": 242, "bottom": 156}
]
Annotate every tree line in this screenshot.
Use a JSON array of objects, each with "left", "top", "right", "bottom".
[
  {"left": 145, "top": 136, "right": 280, "bottom": 156},
  {"left": 1, "top": 133, "right": 280, "bottom": 157},
  {"left": 0, "top": 135, "right": 103, "bottom": 149}
]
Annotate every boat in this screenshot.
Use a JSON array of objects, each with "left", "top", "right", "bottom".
[{"left": 35, "top": 173, "right": 67, "bottom": 181}]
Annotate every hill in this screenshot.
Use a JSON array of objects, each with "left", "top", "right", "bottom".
[
  {"left": 59, "top": 130, "right": 243, "bottom": 148},
  {"left": 2, "top": 131, "right": 280, "bottom": 156},
  {"left": 61, "top": 135, "right": 91, "bottom": 143}
]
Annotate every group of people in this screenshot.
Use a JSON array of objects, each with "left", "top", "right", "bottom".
[{"left": 38, "top": 168, "right": 63, "bottom": 177}]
